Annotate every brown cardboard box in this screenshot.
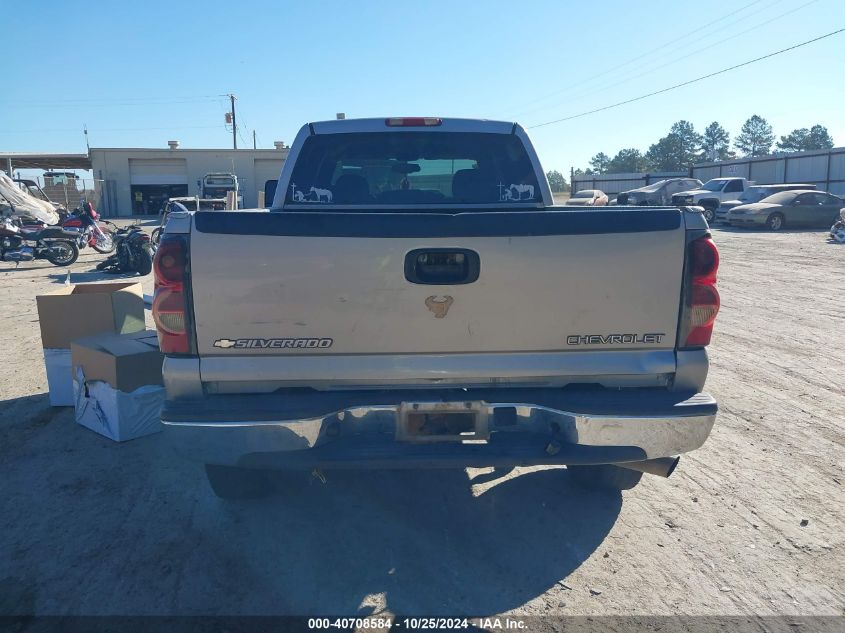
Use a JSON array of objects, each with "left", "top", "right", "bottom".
[
  {"left": 71, "top": 330, "right": 163, "bottom": 393},
  {"left": 36, "top": 282, "right": 145, "bottom": 350}
]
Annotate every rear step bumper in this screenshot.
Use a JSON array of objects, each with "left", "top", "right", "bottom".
[{"left": 161, "top": 388, "right": 717, "bottom": 469}]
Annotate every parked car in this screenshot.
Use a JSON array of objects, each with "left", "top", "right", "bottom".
[
  {"left": 154, "top": 116, "right": 720, "bottom": 500},
  {"left": 618, "top": 178, "right": 702, "bottom": 206},
  {"left": 727, "top": 190, "right": 843, "bottom": 230},
  {"left": 567, "top": 189, "right": 608, "bottom": 206},
  {"left": 672, "top": 178, "right": 754, "bottom": 222},
  {"left": 716, "top": 183, "right": 816, "bottom": 223}
]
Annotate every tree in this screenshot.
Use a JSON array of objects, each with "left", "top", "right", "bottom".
[
  {"left": 777, "top": 124, "right": 834, "bottom": 152},
  {"left": 735, "top": 115, "right": 774, "bottom": 157},
  {"left": 700, "top": 122, "right": 733, "bottom": 161},
  {"left": 645, "top": 120, "right": 701, "bottom": 171},
  {"left": 589, "top": 152, "right": 611, "bottom": 174},
  {"left": 607, "top": 148, "right": 648, "bottom": 173},
  {"left": 545, "top": 170, "right": 568, "bottom": 192},
  {"left": 646, "top": 135, "right": 684, "bottom": 171},
  {"left": 777, "top": 128, "right": 809, "bottom": 152},
  {"left": 669, "top": 120, "right": 702, "bottom": 166},
  {"left": 806, "top": 125, "right": 834, "bottom": 150}
]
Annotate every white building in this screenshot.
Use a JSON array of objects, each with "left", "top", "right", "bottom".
[{"left": 90, "top": 143, "right": 289, "bottom": 216}]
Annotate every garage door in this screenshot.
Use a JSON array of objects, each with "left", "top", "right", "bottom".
[{"left": 129, "top": 159, "right": 188, "bottom": 185}]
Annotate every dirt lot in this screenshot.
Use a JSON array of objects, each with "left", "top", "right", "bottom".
[{"left": 0, "top": 222, "right": 843, "bottom": 618}]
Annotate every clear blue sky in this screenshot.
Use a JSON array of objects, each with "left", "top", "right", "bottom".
[{"left": 3, "top": 0, "right": 844, "bottom": 176}]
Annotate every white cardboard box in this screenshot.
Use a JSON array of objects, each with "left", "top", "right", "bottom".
[
  {"left": 73, "top": 368, "right": 165, "bottom": 442},
  {"left": 44, "top": 348, "right": 74, "bottom": 407}
]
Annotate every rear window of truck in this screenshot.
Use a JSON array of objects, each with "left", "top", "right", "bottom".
[{"left": 283, "top": 132, "right": 540, "bottom": 207}]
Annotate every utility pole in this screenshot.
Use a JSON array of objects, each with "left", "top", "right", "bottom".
[
  {"left": 253, "top": 129, "right": 257, "bottom": 150},
  {"left": 229, "top": 94, "right": 237, "bottom": 150}
]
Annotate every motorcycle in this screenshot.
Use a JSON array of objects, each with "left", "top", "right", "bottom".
[
  {"left": 151, "top": 199, "right": 190, "bottom": 245},
  {"left": 22, "top": 199, "right": 116, "bottom": 254},
  {"left": 62, "top": 199, "right": 116, "bottom": 253},
  {"left": 95, "top": 224, "right": 155, "bottom": 275},
  {"left": 0, "top": 215, "right": 80, "bottom": 266},
  {"left": 830, "top": 208, "right": 845, "bottom": 244}
]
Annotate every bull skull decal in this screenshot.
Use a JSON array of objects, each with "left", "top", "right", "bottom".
[{"left": 425, "top": 295, "right": 454, "bottom": 318}]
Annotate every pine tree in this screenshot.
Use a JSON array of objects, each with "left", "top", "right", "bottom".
[{"left": 735, "top": 115, "right": 774, "bottom": 157}]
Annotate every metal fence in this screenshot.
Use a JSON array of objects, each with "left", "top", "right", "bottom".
[
  {"left": 691, "top": 147, "right": 845, "bottom": 196},
  {"left": 24, "top": 175, "right": 107, "bottom": 215},
  {"left": 571, "top": 171, "right": 687, "bottom": 196},
  {"left": 571, "top": 147, "right": 845, "bottom": 199}
]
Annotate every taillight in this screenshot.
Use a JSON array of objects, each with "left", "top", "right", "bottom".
[
  {"left": 153, "top": 235, "right": 192, "bottom": 354},
  {"left": 680, "top": 236, "right": 720, "bottom": 348},
  {"left": 385, "top": 117, "right": 443, "bottom": 127}
]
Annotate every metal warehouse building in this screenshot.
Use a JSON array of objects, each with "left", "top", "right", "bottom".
[{"left": 90, "top": 144, "right": 289, "bottom": 216}]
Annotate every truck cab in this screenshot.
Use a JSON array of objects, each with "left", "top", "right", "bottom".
[
  {"left": 200, "top": 172, "right": 242, "bottom": 209},
  {"left": 672, "top": 177, "right": 753, "bottom": 222}
]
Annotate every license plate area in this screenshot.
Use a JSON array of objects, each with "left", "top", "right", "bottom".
[{"left": 397, "top": 402, "right": 489, "bottom": 443}]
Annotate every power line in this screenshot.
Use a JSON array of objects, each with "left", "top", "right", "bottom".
[
  {"left": 611, "top": 0, "right": 817, "bottom": 87},
  {"left": 508, "top": 0, "right": 771, "bottom": 117},
  {"left": 529, "top": 28, "right": 845, "bottom": 130},
  {"left": 522, "top": 0, "right": 816, "bottom": 121}
]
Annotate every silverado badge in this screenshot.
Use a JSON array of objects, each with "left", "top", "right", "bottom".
[{"left": 213, "top": 338, "right": 333, "bottom": 349}]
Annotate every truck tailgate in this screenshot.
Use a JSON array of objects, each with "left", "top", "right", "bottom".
[{"left": 189, "top": 209, "right": 686, "bottom": 387}]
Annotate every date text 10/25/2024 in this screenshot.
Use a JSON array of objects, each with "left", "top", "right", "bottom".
[{"left": 307, "top": 617, "right": 527, "bottom": 630}]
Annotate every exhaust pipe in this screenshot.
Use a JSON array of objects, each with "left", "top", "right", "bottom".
[{"left": 618, "top": 456, "right": 680, "bottom": 478}]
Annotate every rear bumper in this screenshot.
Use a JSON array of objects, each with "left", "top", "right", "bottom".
[{"left": 161, "top": 387, "right": 717, "bottom": 469}]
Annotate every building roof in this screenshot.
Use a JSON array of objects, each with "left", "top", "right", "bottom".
[
  {"left": 0, "top": 152, "right": 92, "bottom": 170},
  {"left": 89, "top": 147, "right": 288, "bottom": 155}
]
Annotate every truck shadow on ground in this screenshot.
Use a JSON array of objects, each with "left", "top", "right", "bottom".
[
  {"left": 217, "top": 467, "right": 623, "bottom": 615},
  {"left": 1, "top": 399, "right": 621, "bottom": 617}
]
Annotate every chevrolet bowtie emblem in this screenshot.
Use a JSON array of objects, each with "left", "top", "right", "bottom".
[{"left": 425, "top": 295, "right": 454, "bottom": 318}]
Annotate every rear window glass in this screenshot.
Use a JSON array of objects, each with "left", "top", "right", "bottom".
[
  {"left": 284, "top": 132, "right": 540, "bottom": 206},
  {"left": 205, "top": 177, "right": 234, "bottom": 186},
  {"left": 760, "top": 192, "right": 798, "bottom": 204}
]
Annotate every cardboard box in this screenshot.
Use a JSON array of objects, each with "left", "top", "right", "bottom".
[
  {"left": 37, "top": 282, "right": 146, "bottom": 406},
  {"left": 73, "top": 369, "right": 165, "bottom": 442},
  {"left": 43, "top": 349, "right": 74, "bottom": 406},
  {"left": 37, "top": 282, "right": 146, "bottom": 350},
  {"left": 71, "top": 330, "right": 165, "bottom": 442},
  {"left": 71, "top": 330, "right": 163, "bottom": 392}
]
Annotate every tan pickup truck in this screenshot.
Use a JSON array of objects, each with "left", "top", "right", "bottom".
[{"left": 152, "top": 117, "right": 721, "bottom": 499}]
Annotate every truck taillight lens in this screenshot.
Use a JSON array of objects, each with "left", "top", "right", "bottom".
[
  {"left": 680, "top": 236, "right": 720, "bottom": 348},
  {"left": 153, "top": 235, "right": 192, "bottom": 354}
]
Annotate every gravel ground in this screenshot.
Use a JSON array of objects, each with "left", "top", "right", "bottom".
[{"left": 0, "top": 222, "right": 843, "bottom": 618}]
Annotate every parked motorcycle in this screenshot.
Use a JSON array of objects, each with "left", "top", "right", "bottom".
[
  {"left": 62, "top": 199, "right": 116, "bottom": 253},
  {"left": 95, "top": 224, "right": 155, "bottom": 275},
  {"left": 1, "top": 215, "right": 80, "bottom": 266},
  {"left": 22, "top": 199, "right": 116, "bottom": 254},
  {"left": 830, "top": 208, "right": 845, "bottom": 243},
  {"left": 151, "top": 200, "right": 190, "bottom": 245}
]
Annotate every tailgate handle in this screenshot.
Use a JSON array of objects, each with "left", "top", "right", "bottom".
[{"left": 404, "top": 248, "right": 480, "bottom": 285}]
